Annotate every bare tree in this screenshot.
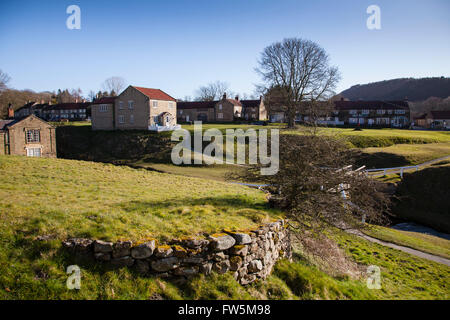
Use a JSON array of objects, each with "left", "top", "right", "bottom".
[
  {"left": 195, "top": 81, "right": 230, "bottom": 101},
  {"left": 257, "top": 38, "right": 340, "bottom": 127},
  {"left": 232, "top": 134, "right": 389, "bottom": 233},
  {"left": 87, "top": 90, "right": 96, "bottom": 102},
  {"left": 0, "top": 69, "right": 11, "bottom": 93},
  {"left": 102, "top": 77, "right": 126, "bottom": 96}
]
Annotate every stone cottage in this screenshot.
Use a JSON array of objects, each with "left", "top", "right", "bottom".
[{"left": 0, "top": 115, "right": 57, "bottom": 157}]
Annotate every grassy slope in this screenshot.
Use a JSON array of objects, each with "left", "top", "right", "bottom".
[
  {"left": 0, "top": 155, "right": 280, "bottom": 241},
  {"left": 364, "top": 225, "right": 450, "bottom": 259},
  {"left": 332, "top": 230, "right": 450, "bottom": 300}
]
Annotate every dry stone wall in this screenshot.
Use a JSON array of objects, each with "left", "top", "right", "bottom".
[{"left": 62, "top": 219, "right": 291, "bottom": 285}]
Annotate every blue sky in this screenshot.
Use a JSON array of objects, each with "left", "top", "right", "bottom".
[{"left": 0, "top": 0, "right": 449, "bottom": 99}]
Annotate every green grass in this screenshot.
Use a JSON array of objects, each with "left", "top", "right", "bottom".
[
  {"left": 364, "top": 225, "right": 450, "bottom": 259},
  {"left": 332, "top": 230, "right": 450, "bottom": 299},
  {"left": 0, "top": 155, "right": 280, "bottom": 242},
  {"left": 284, "top": 126, "right": 450, "bottom": 148},
  {"left": 361, "top": 143, "right": 450, "bottom": 167},
  {"left": 131, "top": 162, "right": 244, "bottom": 182}
]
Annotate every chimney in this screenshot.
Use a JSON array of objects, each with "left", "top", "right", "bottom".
[
  {"left": 75, "top": 98, "right": 78, "bottom": 103},
  {"left": 340, "top": 97, "right": 344, "bottom": 101},
  {"left": 222, "top": 93, "right": 227, "bottom": 100},
  {"left": 259, "top": 95, "right": 263, "bottom": 101},
  {"left": 7, "top": 103, "right": 14, "bottom": 119},
  {"left": 235, "top": 95, "right": 239, "bottom": 101}
]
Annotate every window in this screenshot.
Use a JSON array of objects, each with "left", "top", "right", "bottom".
[
  {"left": 387, "top": 109, "right": 393, "bottom": 114},
  {"left": 99, "top": 105, "right": 108, "bottom": 112},
  {"left": 26, "top": 129, "right": 40, "bottom": 143},
  {"left": 349, "top": 110, "right": 357, "bottom": 115},
  {"left": 118, "top": 115, "right": 125, "bottom": 123},
  {"left": 128, "top": 100, "right": 134, "bottom": 109},
  {"left": 130, "top": 114, "right": 134, "bottom": 124},
  {"left": 377, "top": 109, "right": 385, "bottom": 114},
  {"left": 26, "top": 148, "right": 41, "bottom": 157},
  {"left": 349, "top": 118, "right": 358, "bottom": 124},
  {"left": 153, "top": 101, "right": 158, "bottom": 108},
  {"left": 119, "top": 101, "right": 124, "bottom": 109},
  {"left": 218, "top": 104, "right": 222, "bottom": 110},
  {"left": 361, "top": 109, "right": 369, "bottom": 115},
  {"left": 179, "top": 110, "right": 183, "bottom": 115},
  {"left": 395, "top": 109, "right": 405, "bottom": 114},
  {"left": 217, "top": 113, "right": 223, "bottom": 119}
]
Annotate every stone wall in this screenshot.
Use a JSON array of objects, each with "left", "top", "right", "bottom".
[{"left": 62, "top": 219, "right": 291, "bottom": 285}]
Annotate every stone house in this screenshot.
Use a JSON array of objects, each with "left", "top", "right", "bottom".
[
  {"left": 414, "top": 111, "right": 450, "bottom": 129},
  {"left": 15, "top": 101, "right": 90, "bottom": 122},
  {"left": 91, "top": 86, "right": 179, "bottom": 131},
  {"left": 268, "top": 99, "right": 411, "bottom": 127},
  {"left": 177, "top": 94, "right": 266, "bottom": 123},
  {"left": 90, "top": 97, "right": 116, "bottom": 130},
  {"left": 0, "top": 115, "right": 56, "bottom": 157}
]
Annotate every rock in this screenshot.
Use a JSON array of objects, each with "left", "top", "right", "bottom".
[
  {"left": 229, "top": 245, "right": 248, "bottom": 256},
  {"left": 228, "top": 232, "right": 252, "bottom": 245},
  {"left": 151, "top": 257, "right": 180, "bottom": 272},
  {"left": 213, "top": 260, "right": 230, "bottom": 274},
  {"left": 184, "top": 238, "right": 209, "bottom": 249},
  {"left": 154, "top": 245, "right": 173, "bottom": 258},
  {"left": 94, "top": 252, "right": 111, "bottom": 261},
  {"left": 172, "top": 245, "right": 188, "bottom": 258},
  {"left": 209, "top": 234, "right": 236, "bottom": 251},
  {"left": 212, "top": 252, "right": 227, "bottom": 262},
  {"left": 183, "top": 256, "right": 205, "bottom": 264},
  {"left": 110, "top": 256, "right": 134, "bottom": 268},
  {"left": 131, "top": 240, "right": 156, "bottom": 259},
  {"left": 134, "top": 260, "right": 150, "bottom": 274},
  {"left": 248, "top": 260, "right": 263, "bottom": 273},
  {"left": 240, "top": 274, "right": 257, "bottom": 285},
  {"left": 200, "top": 262, "right": 213, "bottom": 275},
  {"left": 173, "top": 266, "right": 199, "bottom": 277},
  {"left": 229, "top": 256, "right": 243, "bottom": 271},
  {"left": 62, "top": 238, "right": 93, "bottom": 251},
  {"left": 93, "top": 240, "right": 113, "bottom": 253},
  {"left": 112, "top": 241, "right": 132, "bottom": 258}
]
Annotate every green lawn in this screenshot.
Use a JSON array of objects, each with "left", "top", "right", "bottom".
[
  {"left": 364, "top": 225, "right": 450, "bottom": 259},
  {"left": 0, "top": 155, "right": 280, "bottom": 242},
  {"left": 332, "top": 230, "right": 450, "bottom": 299}
]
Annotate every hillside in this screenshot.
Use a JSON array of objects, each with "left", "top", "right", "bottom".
[{"left": 340, "top": 77, "right": 450, "bottom": 102}]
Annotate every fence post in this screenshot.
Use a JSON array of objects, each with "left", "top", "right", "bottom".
[{"left": 400, "top": 167, "right": 404, "bottom": 179}]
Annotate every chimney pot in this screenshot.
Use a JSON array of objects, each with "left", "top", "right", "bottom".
[
  {"left": 223, "top": 93, "right": 227, "bottom": 100},
  {"left": 235, "top": 95, "right": 239, "bottom": 101},
  {"left": 8, "top": 103, "right": 14, "bottom": 119}
]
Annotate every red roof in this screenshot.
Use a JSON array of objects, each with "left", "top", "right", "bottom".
[
  {"left": 133, "top": 86, "right": 176, "bottom": 102},
  {"left": 177, "top": 101, "right": 217, "bottom": 109}
]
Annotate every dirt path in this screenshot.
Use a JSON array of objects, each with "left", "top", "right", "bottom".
[{"left": 346, "top": 229, "right": 450, "bottom": 267}]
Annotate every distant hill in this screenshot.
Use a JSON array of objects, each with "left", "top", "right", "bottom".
[{"left": 340, "top": 77, "right": 450, "bottom": 102}]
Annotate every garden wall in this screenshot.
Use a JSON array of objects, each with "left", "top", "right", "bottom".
[{"left": 62, "top": 219, "right": 291, "bottom": 285}]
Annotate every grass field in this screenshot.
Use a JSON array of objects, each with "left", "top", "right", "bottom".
[
  {"left": 364, "top": 225, "right": 450, "bottom": 259},
  {"left": 1, "top": 155, "right": 449, "bottom": 299},
  {"left": 0, "top": 155, "right": 280, "bottom": 242}
]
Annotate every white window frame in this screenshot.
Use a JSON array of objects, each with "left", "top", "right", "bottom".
[
  {"left": 128, "top": 100, "right": 134, "bottom": 109},
  {"left": 26, "top": 129, "right": 40, "bottom": 143},
  {"left": 99, "top": 105, "right": 108, "bottom": 112},
  {"left": 118, "top": 115, "right": 125, "bottom": 123},
  {"left": 153, "top": 101, "right": 158, "bottom": 108},
  {"left": 119, "top": 101, "right": 124, "bottom": 109},
  {"left": 217, "top": 113, "right": 223, "bottom": 119},
  {"left": 218, "top": 104, "right": 223, "bottom": 110},
  {"left": 26, "top": 147, "right": 41, "bottom": 157}
]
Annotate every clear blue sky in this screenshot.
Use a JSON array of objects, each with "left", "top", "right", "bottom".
[{"left": 1, "top": 0, "right": 449, "bottom": 99}]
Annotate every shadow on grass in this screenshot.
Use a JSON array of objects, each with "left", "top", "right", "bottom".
[
  {"left": 353, "top": 151, "right": 410, "bottom": 169},
  {"left": 115, "top": 195, "right": 271, "bottom": 213}
]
